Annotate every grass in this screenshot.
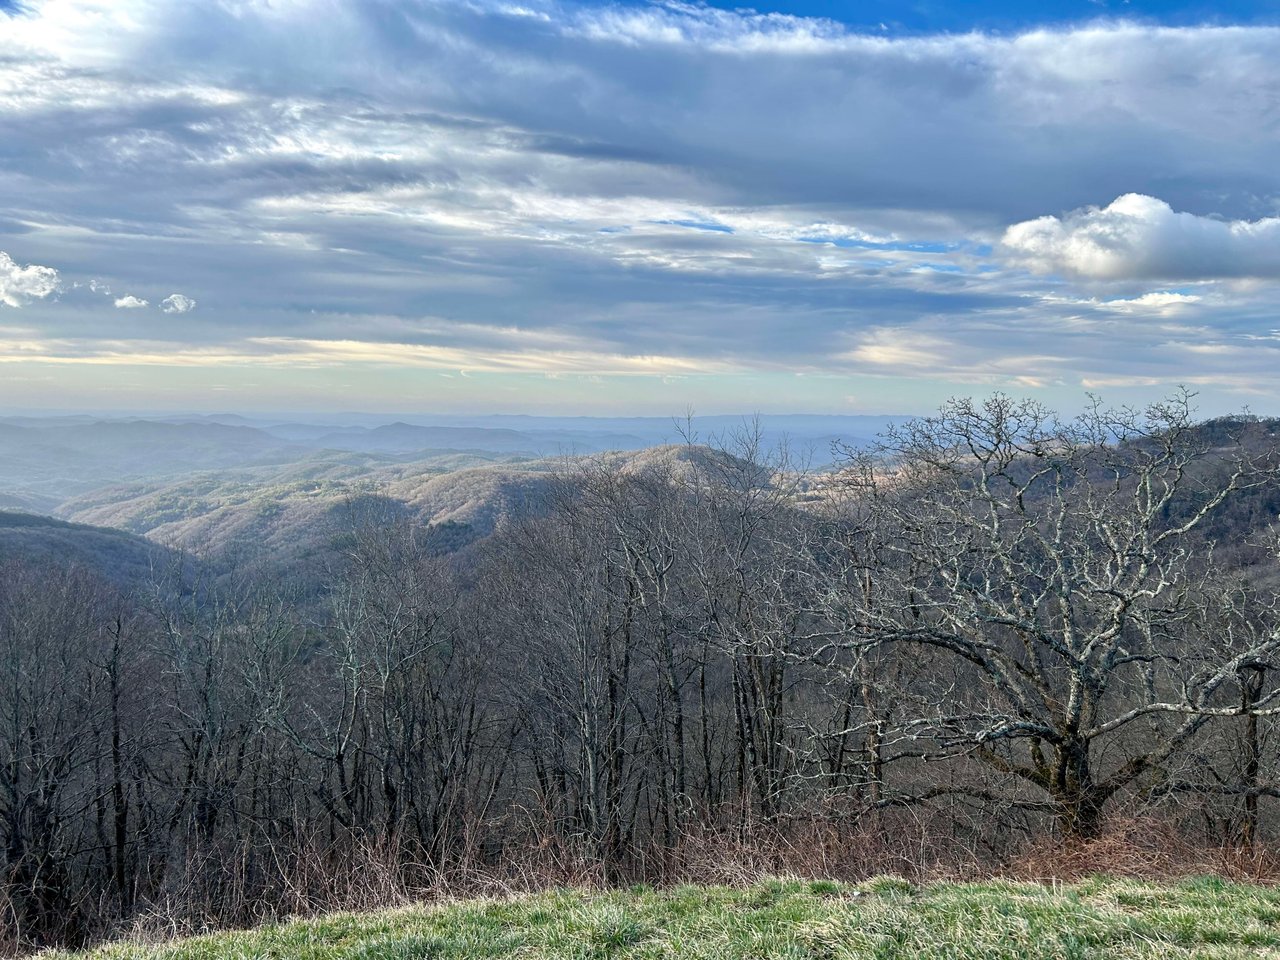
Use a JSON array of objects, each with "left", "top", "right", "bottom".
[{"left": 40, "top": 875, "right": 1280, "bottom": 959}]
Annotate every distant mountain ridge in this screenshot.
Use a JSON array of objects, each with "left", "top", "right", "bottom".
[
  {"left": 0, "top": 411, "right": 899, "bottom": 584},
  {"left": 2, "top": 413, "right": 1274, "bottom": 594},
  {"left": 54, "top": 444, "right": 765, "bottom": 576},
  {"left": 0, "top": 412, "right": 897, "bottom": 511}
]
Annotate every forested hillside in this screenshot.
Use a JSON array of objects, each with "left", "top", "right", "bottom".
[
  {"left": 0, "top": 512, "right": 175, "bottom": 586},
  {"left": 2, "top": 395, "right": 1280, "bottom": 953}
]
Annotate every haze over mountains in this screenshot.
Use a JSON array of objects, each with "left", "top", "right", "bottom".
[{"left": 0, "top": 412, "right": 898, "bottom": 577}]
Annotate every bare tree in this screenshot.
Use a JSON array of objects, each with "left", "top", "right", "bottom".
[
  {"left": 0, "top": 564, "right": 117, "bottom": 943},
  {"left": 822, "top": 392, "right": 1280, "bottom": 838}
]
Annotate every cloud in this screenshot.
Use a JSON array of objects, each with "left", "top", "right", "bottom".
[
  {"left": 160, "top": 293, "right": 196, "bottom": 314},
  {"left": 1, "top": 3, "right": 1279, "bottom": 411},
  {"left": 1002, "top": 194, "right": 1280, "bottom": 281},
  {"left": 840, "top": 325, "right": 1073, "bottom": 386},
  {"left": 1100, "top": 291, "right": 1202, "bottom": 314},
  {"left": 114, "top": 294, "right": 148, "bottom": 308},
  {"left": 0, "top": 332, "right": 739, "bottom": 377},
  {"left": 0, "top": 251, "right": 59, "bottom": 307},
  {"left": 845, "top": 330, "right": 950, "bottom": 370}
]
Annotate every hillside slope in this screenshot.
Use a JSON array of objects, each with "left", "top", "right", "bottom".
[
  {"left": 0, "top": 511, "right": 175, "bottom": 586},
  {"left": 58, "top": 449, "right": 543, "bottom": 560},
  {"left": 57, "top": 445, "right": 743, "bottom": 559},
  {"left": 43, "top": 876, "right": 1280, "bottom": 960}
]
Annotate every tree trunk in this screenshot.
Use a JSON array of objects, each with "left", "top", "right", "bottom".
[
  {"left": 1055, "top": 739, "right": 1105, "bottom": 841},
  {"left": 1240, "top": 664, "right": 1265, "bottom": 848}
]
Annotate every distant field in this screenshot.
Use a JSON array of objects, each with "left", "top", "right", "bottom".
[{"left": 45, "top": 876, "right": 1280, "bottom": 959}]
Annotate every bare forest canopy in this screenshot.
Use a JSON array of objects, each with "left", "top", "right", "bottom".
[{"left": 2, "top": 392, "right": 1280, "bottom": 953}]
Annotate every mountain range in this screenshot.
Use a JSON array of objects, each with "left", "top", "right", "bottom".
[{"left": 0, "top": 412, "right": 893, "bottom": 584}]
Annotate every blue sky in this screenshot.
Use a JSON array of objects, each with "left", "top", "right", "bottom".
[
  {"left": 1, "top": 0, "right": 1279, "bottom": 416},
  {"left": 694, "top": 0, "right": 1280, "bottom": 32}
]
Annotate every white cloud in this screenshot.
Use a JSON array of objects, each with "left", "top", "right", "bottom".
[
  {"left": 1100, "top": 291, "right": 1202, "bottom": 315},
  {"left": 0, "top": 251, "right": 59, "bottom": 307},
  {"left": 1002, "top": 194, "right": 1280, "bottom": 281},
  {"left": 161, "top": 293, "right": 196, "bottom": 314},
  {"left": 114, "top": 295, "right": 149, "bottom": 308}
]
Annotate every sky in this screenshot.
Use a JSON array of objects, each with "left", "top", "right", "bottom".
[{"left": 0, "top": 0, "right": 1279, "bottom": 416}]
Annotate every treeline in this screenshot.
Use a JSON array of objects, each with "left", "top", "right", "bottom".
[{"left": 4, "top": 393, "right": 1280, "bottom": 951}]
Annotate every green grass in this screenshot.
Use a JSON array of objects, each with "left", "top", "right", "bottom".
[{"left": 42, "top": 876, "right": 1280, "bottom": 959}]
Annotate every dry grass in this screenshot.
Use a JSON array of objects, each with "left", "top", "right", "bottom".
[
  {"left": 8, "top": 815, "right": 1280, "bottom": 956},
  {"left": 35, "top": 875, "right": 1280, "bottom": 960}
]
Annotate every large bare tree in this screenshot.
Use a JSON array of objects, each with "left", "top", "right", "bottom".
[{"left": 823, "top": 393, "right": 1280, "bottom": 838}]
